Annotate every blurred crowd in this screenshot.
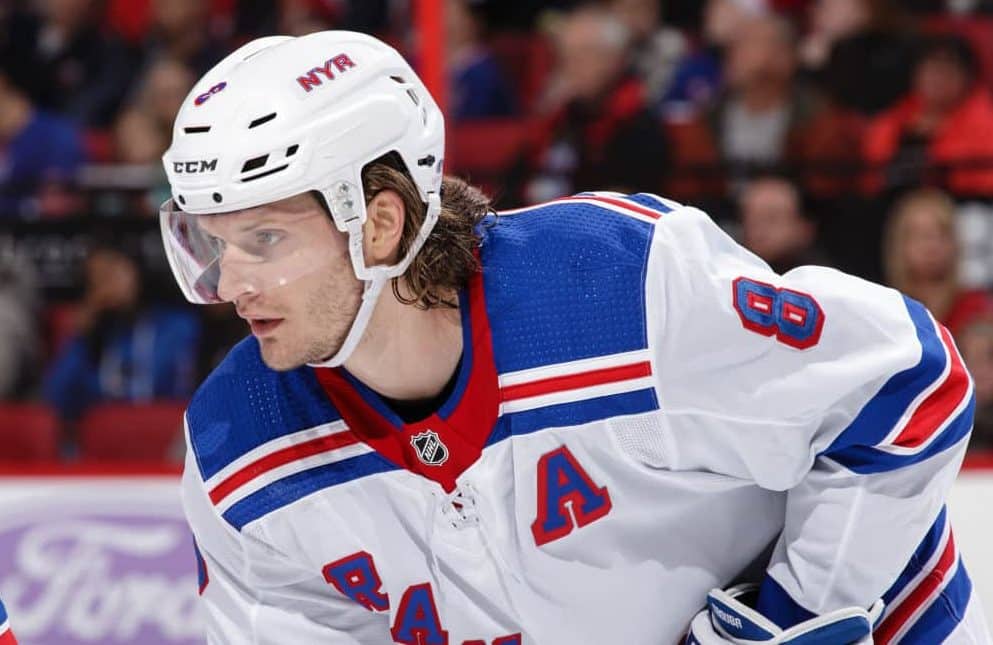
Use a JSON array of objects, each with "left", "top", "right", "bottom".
[{"left": 1, "top": 0, "right": 993, "bottom": 460}]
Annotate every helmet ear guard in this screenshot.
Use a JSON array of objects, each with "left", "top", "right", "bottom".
[{"left": 160, "top": 31, "right": 445, "bottom": 366}]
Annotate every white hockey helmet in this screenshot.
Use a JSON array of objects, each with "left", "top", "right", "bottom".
[{"left": 159, "top": 31, "right": 444, "bottom": 366}]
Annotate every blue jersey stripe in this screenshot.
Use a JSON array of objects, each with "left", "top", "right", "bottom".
[
  {"left": 896, "top": 557, "right": 972, "bottom": 644},
  {"left": 571, "top": 191, "right": 676, "bottom": 214},
  {"left": 827, "top": 401, "right": 973, "bottom": 474},
  {"left": 0, "top": 598, "right": 6, "bottom": 624},
  {"left": 826, "top": 396, "right": 973, "bottom": 474},
  {"left": 493, "top": 388, "right": 659, "bottom": 443},
  {"left": 223, "top": 388, "right": 658, "bottom": 530},
  {"left": 756, "top": 510, "right": 958, "bottom": 634},
  {"left": 883, "top": 507, "right": 948, "bottom": 607},
  {"left": 223, "top": 452, "right": 399, "bottom": 530},
  {"left": 193, "top": 537, "right": 209, "bottom": 594},
  {"left": 822, "top": 297, "right": 964, "bottom": 473}
]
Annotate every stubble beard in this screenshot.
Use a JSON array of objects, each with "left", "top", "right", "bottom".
[{"left": 258, "top": 269, "right": 364, "bottom": 371}]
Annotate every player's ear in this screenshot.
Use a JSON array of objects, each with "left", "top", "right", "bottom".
[{"left": 362, "top": 189, "right": 405, "bottom": 266}]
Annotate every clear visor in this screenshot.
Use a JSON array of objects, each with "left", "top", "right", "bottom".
[{"left": 159, "top": 196, "right": 341, "bottom": 304}]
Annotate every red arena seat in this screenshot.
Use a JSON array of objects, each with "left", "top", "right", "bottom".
[
  {"left": 0, "top": 404, "right": 60, "bottom": 461},
  {"left": 448, "top": 119, "right": 530, "bottom": 198},
  {"left": 78, "top": 401, "right": 187, "bottom": 461}
]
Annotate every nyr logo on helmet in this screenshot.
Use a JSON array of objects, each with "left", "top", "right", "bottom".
[
  {"left": 173, "top": 159, "right": 218, "bottom": 174},
  {"left": 297, "top": 53, "right": 357, "bottom": 92},
  {"left": 194, "top": 81, "right": 227, "bottom": 106},
  {"left": 410, "top": 430, "right": 449, "bottom": 466}
]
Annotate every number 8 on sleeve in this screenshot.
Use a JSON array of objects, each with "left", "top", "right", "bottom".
[{"left": 732, "top": 277, "right": 825, "bottom": 349}]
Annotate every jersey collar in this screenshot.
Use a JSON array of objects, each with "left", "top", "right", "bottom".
[{"left": 312, "top": 269, "right": 500, "bottom": 492}]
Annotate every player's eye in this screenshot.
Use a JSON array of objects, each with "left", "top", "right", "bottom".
[{"left": 255, "top": 230, "right": 284, "bottom": 247}]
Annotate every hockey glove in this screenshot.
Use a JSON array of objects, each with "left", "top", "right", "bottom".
[{"left": 686, "top": 583, "right": 885, "bottom": 645}]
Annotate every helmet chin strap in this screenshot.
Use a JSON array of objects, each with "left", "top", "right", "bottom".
[
  {"left": 307, "top": 192, "right": 441, "bottom": 369},
  {"left": 307, "top": 275, "right": 386, "bottom": 368}
]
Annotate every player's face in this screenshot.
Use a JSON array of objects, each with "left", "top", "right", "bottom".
[{"left": 202, "top": 193, "right": 363, "bottom": 371}]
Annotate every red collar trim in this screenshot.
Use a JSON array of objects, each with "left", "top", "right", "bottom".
[{"left": 313, "top": 270, "right": 499, "bottom": 492}]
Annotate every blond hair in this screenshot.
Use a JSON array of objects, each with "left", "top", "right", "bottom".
[{"left": 882, "top": 188, "right": 960, "bottom": 314}]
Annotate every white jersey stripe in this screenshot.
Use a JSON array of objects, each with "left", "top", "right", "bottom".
[
  {"left": 498, "top": 196, "right": 664, "bottom": 224},
  {"left": 501, "top": 376, "right": 655, "bottom": 414},
  {"left": 553, "top": 197, "right": 660, "bottom": 225},
  {"left": 890, "top": 556, "right": 960, "bottom": 644},
  {"left": 638, "top": 192, "right": 684, "bottom": 211},
  {"left": 209, "top": 350, "right": 657, "bottom": 510},
  {"left": 216, "top": 441, "right": 374, "bottom": 514},
  {"left": 883, "top": 517, "right": 952, "bottom": 621}
]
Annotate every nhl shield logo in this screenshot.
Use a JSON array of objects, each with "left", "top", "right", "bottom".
[{"left": 410, "top": 430, "right": 449, "bottom": 466}]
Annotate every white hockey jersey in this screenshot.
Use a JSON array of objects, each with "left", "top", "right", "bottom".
[{"left": 182, "top": 192, "right": 988, "bottom": 644}]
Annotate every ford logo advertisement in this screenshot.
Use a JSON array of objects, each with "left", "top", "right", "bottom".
[{"left": 0, "top": 476, "right": 202, "bottom": 644}]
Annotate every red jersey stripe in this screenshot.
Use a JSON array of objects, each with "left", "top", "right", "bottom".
[
  {"left": 501, "top": 361, "right": 653, "bottom": 402},
  {"left": 558, "top": 195, "right": 664, "bottom": 220},
  {"left": 875, "top": 531, "right": 958, "bottom": 645},
  {"left": 893, "top": 326, "right": 970, "bottom": 449},
  {"left": 209, "top": 429, "right": 360, "bottom": 505}
]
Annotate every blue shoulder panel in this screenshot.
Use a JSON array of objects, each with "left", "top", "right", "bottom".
[
  {"left": 482, "top": 194, "right": 663, "bottom": 373},
  {"left": 186, "top": 337, "right": 342, "bottom": 481}
]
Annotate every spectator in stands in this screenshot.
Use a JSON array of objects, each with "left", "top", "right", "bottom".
[
  {"left": 446, "top": 0, "right": 518, "bottom": 121},
  {"left": 960, "top": 317, "right": 993, "bottom": 450},
  {"left": 142, "top": 0, "right": 227, "bottom": 78},
  {"left": 738, "top": 174, "right": 830, "bottom": 272},
  {"left": 521, "top": 5, "right": 669, "bottom": 202},
  {"left": 798, "top": 0, "right": 915, "bottom": 116},
  {"left": 0, "top": 69, "right": 84, "bottom": 219},
  {"left": 0, "top": 0, "right": 139, "bottom": 127},
  {"left": 113, "top": 58, "right": 195, "bottom": 211},
  {"left": 864, "top": 35, "right": 993, "bottom": 196},
  {"left": 114, "top": 58, "right": 194, "bottom": 164},
  {"left": 278, "top": 0, "right": 336, "bottom": 35},
  {"left": 0, "top": 254, "right": 40, "bottom": 400},
  {"left": 608, "top": 0, "right": 688, "bottom": 104},
  {"left": 230, "top": 0, "right": 393, "bottom": 38},
  {"left": 691, "top": 13, "right": 854, "bottom": 192},
  {"left": 42, "top": 242, "right": 200, "bottom": 422},
  {"left": 661, "top": 0, "right": 766, "bottom": 120},
  {"left": 883, "top": 188, "right": 993, "bottom": 337}
]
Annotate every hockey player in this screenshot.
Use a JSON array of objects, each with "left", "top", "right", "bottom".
[
  {"left": 0, "top": 598, "right": 16, "bottom": 645},
  {"left": 161, "top": 31, "right": 991, "bottom": 644}
]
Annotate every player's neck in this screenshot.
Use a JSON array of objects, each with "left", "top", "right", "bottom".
[{"left": 343, "top": 281, "right": 463, "bottom": 402}]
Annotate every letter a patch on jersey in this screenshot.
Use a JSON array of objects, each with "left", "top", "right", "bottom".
[
  {"left": 391, "top": 584, "right": 449, "bottom": 645},
  {"left": 531, "top": 445, "right": 612, "bottom": 546}
]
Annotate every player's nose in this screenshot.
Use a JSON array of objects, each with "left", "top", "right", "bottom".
[{"left": 216, "top": 260, "right": 261, "bottom": 304}]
